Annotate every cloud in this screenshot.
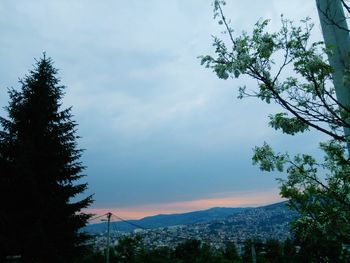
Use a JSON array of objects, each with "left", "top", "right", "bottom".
[{"left": 0, "top": 0, "right": 324, "bottom": 210}]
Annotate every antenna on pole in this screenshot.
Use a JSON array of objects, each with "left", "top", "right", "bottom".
[{"left": 106, "top": 212, "right": 112, "bottom": 263}]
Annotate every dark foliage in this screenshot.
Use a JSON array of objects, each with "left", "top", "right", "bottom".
[
  {"left": 78, "top": 236, "right": 303, "bottom": 263},
  {"left": 0, "top": 55, "right": 93, "bottom": 262}
]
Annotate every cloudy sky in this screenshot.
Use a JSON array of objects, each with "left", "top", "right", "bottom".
[{"left": 0, "top": 0, "right": 325, "bottom": 218}]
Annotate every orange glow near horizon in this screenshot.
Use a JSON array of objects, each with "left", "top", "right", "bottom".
[{"left": 85, "top": 189, "right": 283, "bottom": 223}]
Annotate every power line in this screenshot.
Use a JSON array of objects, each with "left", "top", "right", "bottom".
[
  {"left": 108, "top": 213, "right": 225, "bottom": 243},
  {"left": 110, "top": 213, "right": 147, "bottom": 230},
  {"left": 89, "top": 213, "right": 109, "bottom": 222},
  {"left": 91, "top": 212, "right": 261, "bottom": 263},
  {"left": 97, "top": 212, "right": 247, "bottom": 246},
  {"left": 111, "top": 221, "right": 119, "bottom": 234}
]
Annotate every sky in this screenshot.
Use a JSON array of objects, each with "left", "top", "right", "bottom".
[{"left": 0, "top": 0, "right": 325, "bottom": 219}]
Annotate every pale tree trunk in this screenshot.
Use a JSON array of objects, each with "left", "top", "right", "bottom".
[{"left": 316, "top": 0, "right": 350, "bottom": 153}]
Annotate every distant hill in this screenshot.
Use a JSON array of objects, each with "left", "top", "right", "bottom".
[
  {"left": 84, "top": 206, "right": 247, "bottom": 233},
  {"left": 84, "top": 201, "right": 296, "bottom": 235},
  {"left": 203, "top": 201, "right": 298, "bottom": 241}
]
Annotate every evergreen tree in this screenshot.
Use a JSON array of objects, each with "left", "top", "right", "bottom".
[
  {"left": 222, "top": 242, "right": 240, "bottom": 262},
  {"left": 0, "top": 55, "right": 93, "bottom": 262},
  {"left": 264, "top": 239, "right": 283, "bottom": 263},
  {"left": 174, "top": 239, "right": 202, "bottom": 263},
  {"left": 282, "top": 238, "right": 297, "bottom": 263}
]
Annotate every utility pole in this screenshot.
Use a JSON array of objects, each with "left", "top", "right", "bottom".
[
  {"left": 106, "top": 212, "right": 112, "bottom": 263},
  {"left": 251, "top": 242, "right": 257, "bottom": 263},
  {"left": 316, "top": 0, "right": 350, "bottom": 153}
]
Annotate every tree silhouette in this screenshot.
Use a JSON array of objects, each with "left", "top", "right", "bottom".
[{"left": 0, "top": 55, "right": 93, "bottom": 262}]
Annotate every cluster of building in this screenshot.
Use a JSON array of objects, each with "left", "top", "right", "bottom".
[
  {"left": 90, "top": 205, "right": 293, "bottom": 253},
  {"left": 89, "top": 202, "right": 296, "bottom": 254}
]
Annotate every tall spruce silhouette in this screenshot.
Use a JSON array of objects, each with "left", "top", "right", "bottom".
[{"left": 0, "top": 55, "right": 93, "bottom": 262}]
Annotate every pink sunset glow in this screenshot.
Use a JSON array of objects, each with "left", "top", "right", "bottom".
[{"left": 85, "top": 188, "right": 283, "bottom": 223}]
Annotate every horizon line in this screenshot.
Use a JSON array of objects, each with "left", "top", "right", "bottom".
[{"left": 84, "top": 188, "right": 283, "bottom": 222}]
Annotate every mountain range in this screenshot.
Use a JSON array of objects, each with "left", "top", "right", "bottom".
[{"left": 84, "top": 201, "right": 297, "bottom": 235}]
